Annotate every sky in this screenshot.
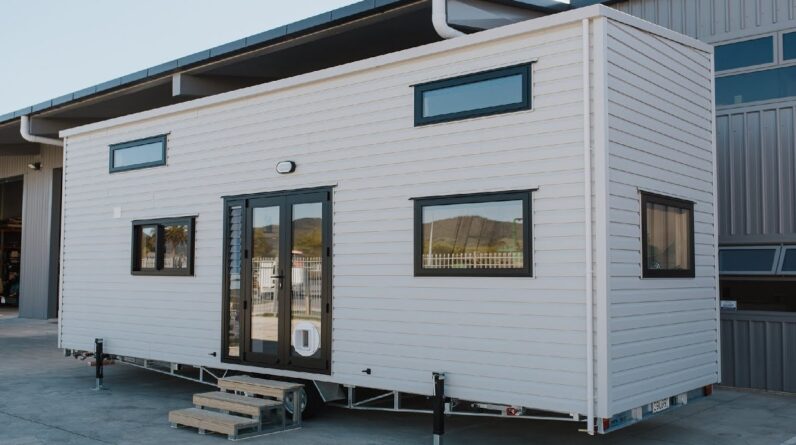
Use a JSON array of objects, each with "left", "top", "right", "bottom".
[{"left": 0, "top": 0, "right": 359, "bottom": 114}]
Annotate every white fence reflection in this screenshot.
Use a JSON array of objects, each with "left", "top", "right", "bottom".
[
  {"left": 252, "top": 257, "right": 322, "bottom": 318},
  {"left": 423, "top": 252, "right": 523, "bottom": 269}
]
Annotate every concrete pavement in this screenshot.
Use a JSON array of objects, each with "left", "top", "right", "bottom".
[{"left": 1, "top": 317, "right": 795, "bottom": 445}]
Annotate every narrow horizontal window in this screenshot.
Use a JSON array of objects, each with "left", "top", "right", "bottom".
[
  {"left": 716, "top": 65, "right": 796, "bottom": 106},
  {"left": 719, "top": 246, "right": 780, "bottom": 275},
  {"left": 132, "top": 217, "right": 195, "bottom": 276},
  {"left": 783, "top": 32, "right": 796, "bottom": 61},
  {"left": 413, "top": 191, "right": 532, "bottom": 277},
  {"left": 641, "top": 192, "right": 695, "bottom": 278},
  {"left": 110, "top": 135, "right": 167, "bottom": 172},
  {"left": 414, "top": 64, "right": 531, "bottom": 126},
  {"left": 714, "top": 36, "right": 773, "bottom": 71}
]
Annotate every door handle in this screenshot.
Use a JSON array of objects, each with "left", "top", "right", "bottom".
[{"left": 272, "top": 273, "right": 285, "bottom": 289}]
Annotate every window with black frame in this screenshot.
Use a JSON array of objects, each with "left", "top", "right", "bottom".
[
  {"left": 414, "top": 63, "right": 532, "bottom": 126},
  {"left": 131, "top": 217, "right": 195, "bottom": 276},
  {"left": 110, "top": 134, "right": 167, "bottom": 173},
  {"left": 413, "top": 191, "right": 532, "bottom": 277},
  {"left": 641, "top": 192, "right": 695, "bottom": 278}
]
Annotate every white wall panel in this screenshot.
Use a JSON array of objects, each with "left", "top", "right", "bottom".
[{"left": 605, "top": 20, "right": 718, "bottom": 414}]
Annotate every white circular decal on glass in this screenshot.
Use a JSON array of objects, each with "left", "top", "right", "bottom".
[{"left": 292, "top": 321, "right": 321, "bottom": 357}]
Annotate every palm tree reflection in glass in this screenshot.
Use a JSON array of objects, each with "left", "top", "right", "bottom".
[{"left": 164, "top": 224, "right": 189, "bottom": 270}]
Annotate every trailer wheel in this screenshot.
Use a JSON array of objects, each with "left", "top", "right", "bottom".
[{"left": 284, "top": 382, "right": 324, "bottom": 419}]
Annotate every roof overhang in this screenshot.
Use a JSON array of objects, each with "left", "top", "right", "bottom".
[{"left": 0, "top": 0, "right": 571, "bottom": 152}]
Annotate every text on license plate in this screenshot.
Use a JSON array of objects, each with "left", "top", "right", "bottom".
[{"left": 651, "top": 398, "right": 670, "bottom": 413}]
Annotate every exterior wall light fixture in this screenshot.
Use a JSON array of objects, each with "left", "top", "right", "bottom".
[{"left": 276, "top": 161, "right": 296, "bottom": 174}]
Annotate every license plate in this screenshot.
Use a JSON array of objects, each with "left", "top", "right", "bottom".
[{"left": 651, "top": 398, "right": 670, "bottom": 413}]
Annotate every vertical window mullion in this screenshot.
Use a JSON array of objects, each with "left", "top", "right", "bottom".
[{"left": 156, "top": 225, "right": 165, "bottom": 271}]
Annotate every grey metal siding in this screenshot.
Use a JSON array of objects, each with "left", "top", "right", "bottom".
[
  {"left": 716, "top": 101, "right": 796, "bottom": 244},
  {"left": 49, "top": 168, "right": 63, "bottom": 319},
  {"left": 0, "top": 145, "right": 63, "bottom": 319},
  {"left": 720, "top": 311, "right": 796, "bottom": 391},
  {"left": 612, "top": 0, "right": 796, "bottom": 44}
]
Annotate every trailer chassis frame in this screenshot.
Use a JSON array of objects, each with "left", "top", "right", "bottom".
[
  {"left": 333, "top": 385, "right": 584, "bottom": 423},
  {"left": 65, "top": 350, "right": 713, "bottom": 435}
]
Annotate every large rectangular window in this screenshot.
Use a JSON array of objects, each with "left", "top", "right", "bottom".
[
  {"left": 716, "top": 65, "right": 796, "bottom": 106},
  {"left": 110, "top": 135, "right": 167, "bottom": 172},
  {"left": 714, "top": 36, "right": 774, "bottom": 71},
  {"left": 413, "top": 191, "right": 532, "bottom": 277},
  {"left": 641, "top": 192, "right": 695, "bottom": 278},
  {"left": 132, "top": 217, "right": 194, "bottom": 276},
  {"left": 414, "top": 64, "right": 532, "bottom": 126}
]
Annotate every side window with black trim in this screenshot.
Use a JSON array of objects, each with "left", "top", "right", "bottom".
[
  {"left": 413, "top": 191, "right": 532, "bottom": 277},
  {"left": 641, "top": 192, "right": 695, "bottom": 278},
  {"left": 132, "top": 217, "right": 195, "bottom": 276},
  {"left": 110, "top": 134, "right": 167, "bottom": 173},
  {"left": 414, "top": 64, "right": 532, "bottom": 126}
]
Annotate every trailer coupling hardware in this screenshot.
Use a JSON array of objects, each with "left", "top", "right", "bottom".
[{"left": 472, "top": 402, "right": 523, "bottom": 416}]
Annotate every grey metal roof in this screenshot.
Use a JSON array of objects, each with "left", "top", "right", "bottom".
[{"left": 0, "top": 0, "right": 572, "bottom": 125}]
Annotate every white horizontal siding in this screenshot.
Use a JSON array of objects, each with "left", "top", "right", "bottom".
[
  {"left": 60, "top": 21, "right": 591, "bottom": 413},
  {"left": 605, "top": 20, "right": 718, "bottom": 415}
]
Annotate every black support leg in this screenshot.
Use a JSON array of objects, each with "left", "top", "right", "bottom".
[
  {"left": 433, "top": 372, "right": 445, "bottom": 445},
  {"left": 93, "top": 338, "right": 106, "bottom": 391}
]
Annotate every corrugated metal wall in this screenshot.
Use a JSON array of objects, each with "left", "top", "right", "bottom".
[
  {"left": 721, "top": 311, "right": 796, "bottom": 391},
  {"left": 612, "top": 0, "right": 796, "bottom": 43},
  {"left": 0, "top": 144, "right": 63, "bottom": 319},
  {"left": 716, "top": 102, "right": 796, "bottom": 244}
]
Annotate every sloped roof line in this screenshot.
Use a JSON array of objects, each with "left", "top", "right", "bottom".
[{"left": 0, "top": 0, "right": 572, "bottom": 124}]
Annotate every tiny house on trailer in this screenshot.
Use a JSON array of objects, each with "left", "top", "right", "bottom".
[{"left": 57, "top": 4, "right": 717, "bottom": 435}]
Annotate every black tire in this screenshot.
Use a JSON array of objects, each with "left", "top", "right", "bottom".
[{"left": 284, "top": 381, "right": 325, "bottom": 419}]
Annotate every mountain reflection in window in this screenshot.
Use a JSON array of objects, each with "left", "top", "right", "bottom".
[{"left": 422, "top": 200, "right": 523, "bottom": 269}]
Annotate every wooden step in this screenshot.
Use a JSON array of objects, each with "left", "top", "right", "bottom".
[
  {"left": 169, "top": 408, "right": 258, "bottom": 438},
  {"left": 194, "top": 391, "right": 282, "bottom": 417},
  {"left": 218, "top": 375, "right": 303, "bottom": 401}
]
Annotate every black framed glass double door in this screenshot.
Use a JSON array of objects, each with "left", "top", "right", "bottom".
[{"left": 223, "top": 188, "right": 331, "bottom": 373}]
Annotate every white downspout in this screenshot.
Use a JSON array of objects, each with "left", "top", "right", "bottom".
[
  {"left": 582, "top": 18, "right": 595, "bottom": 435},
  {"left": 20, "top": 115, "right": 63, "bottom": 147},
  {"left": 432, "top": 0, "right": 465, "bottom": 39}
]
